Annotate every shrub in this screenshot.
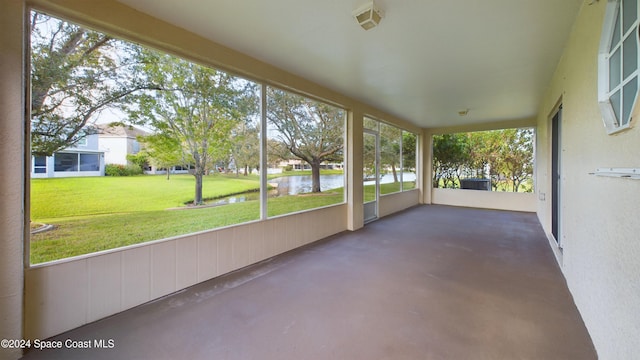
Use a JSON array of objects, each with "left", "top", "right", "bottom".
[
  {"left": 105, "top": 164, "right": 143, "bottom": 176},
  {"left": 126, "top": 153, "right": 149, "bottom": 169}
]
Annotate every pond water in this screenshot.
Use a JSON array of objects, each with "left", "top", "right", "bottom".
[
  {"left": 206, "top": 172, "right": 416, "bottom": 206},
  {"left": 363, "top": 172, "right": 417, "bottom": 186},
  {"left": 205, "top": 174, "right": 345, "bottom": 206},
  {"left": 206, "top": 191, "right": 261, "bottom": 206},
  {"left": 268, "top": 174, "right": 345, "bottom": 196}
]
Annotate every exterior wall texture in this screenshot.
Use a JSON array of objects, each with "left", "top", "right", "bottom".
[
  {"left": 0, "top": 1, "right": 25, "bottom": 359},
  {"left": 378, "top": 189, "right": 420, "bottom": 218},
  {"left": 432, "top": 188, "right": 536, "bottom": 213},
  {"left": 100, "top": 137, "right": 129, "bottom": 165},
  {"left": 536, "top": 2, "right": 640, "bottom": 358}
]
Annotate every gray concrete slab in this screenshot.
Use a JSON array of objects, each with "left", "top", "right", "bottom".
[{"left": 21, "top": 205, "right": 596, "bottom": 359}]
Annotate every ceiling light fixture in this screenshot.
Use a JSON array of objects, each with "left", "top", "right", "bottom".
[{"left": 353, "top": 1, "right": 384, "bottom": 31}]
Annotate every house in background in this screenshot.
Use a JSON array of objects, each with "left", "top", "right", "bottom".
[
  {"left": 30, "top": 124, "right": 149, "bottom": 178},
  {"left": 145, "top": 164, "right": 193, "bottom": 175},
  {"left": 97, "top": 123, "right": 149, "bottom": 166},
  {"left": 30, "top": 133, "right": 105, "bottom": 178},
  {"left": 97, "top": 123, "right": 194, "bottom": 175},
  {"left": 273, "top": 159, "right": 344, "bottom": 173}
]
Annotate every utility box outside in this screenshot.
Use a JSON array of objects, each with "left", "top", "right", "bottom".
[{"left": 460, "top": 178, "right": 491, "bottom": 191}]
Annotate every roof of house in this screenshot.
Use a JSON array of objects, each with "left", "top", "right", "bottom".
[{"left": 96, "top": 123, "right": 149, "bottom": 138}]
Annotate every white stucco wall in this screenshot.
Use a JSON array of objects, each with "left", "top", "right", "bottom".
[
  {"left": 432, "top": 188, "right": 536, "bottom": 213},
  {"left": 378, "top": 189, "right": 420, "bottom": 218},
  {"left": 100, "top": 137, "right": 130, "bottom": 165},
  {"left": 535, "top": 2, "right": 640, "bottom": 358}
]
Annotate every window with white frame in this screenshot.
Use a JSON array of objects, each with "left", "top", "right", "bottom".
[{"left": 599, "top": 0, "right": 639, "bottom": 134}]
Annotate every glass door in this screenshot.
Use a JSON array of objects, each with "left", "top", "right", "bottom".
[
  {"left": 551, "top": 105, "right": 562, "bottom": 247},
  {"left": 363, "top": 129, "right": 379, "bottom": 223}
]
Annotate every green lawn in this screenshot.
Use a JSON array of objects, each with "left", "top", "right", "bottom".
[
  {"left": 364, "top": 181, "right": 416, "bottom": 202},
  {"left": 30, "top": 172, "right": 345, "bottom": 264},
  {"left": 31, "top": 174, "right": 261, "bottom": 220},
  {"left": 30, "top": 171, "right": 419, "bottom": 264}
]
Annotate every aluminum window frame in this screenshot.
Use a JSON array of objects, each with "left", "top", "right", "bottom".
[{"left": 598, "top": 0, "right": 640, "bottom": 134}]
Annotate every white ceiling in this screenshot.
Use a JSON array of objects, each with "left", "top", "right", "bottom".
[{"left": 117, "top": 0, "right": 584, "bottom": 129}]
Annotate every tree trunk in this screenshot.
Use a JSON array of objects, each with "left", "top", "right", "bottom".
[
  {"left": 392, "top": 163, "right": 398, "bottom": 183},
  {"left": 166, "top": 168, "right": 170, "bottom": 180},
  {"left": 311, "top": 163, "right": 321, "bottom": 193},
  {"left": 513, "top": 178, "right": 522, "bottom": 192},
  {"left": 194, "top": 173, "right": 203, "bottom": 205}
]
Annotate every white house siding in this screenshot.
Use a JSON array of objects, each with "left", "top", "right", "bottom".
[
  {"left": 535, "top": 2, "right": 640, "bottom": 359},
  {"left": 100, "top": 137, "right": 130, "bottom": 165},
  {"left": 97, "top": 124, "right": 147, "bottom": 166}
]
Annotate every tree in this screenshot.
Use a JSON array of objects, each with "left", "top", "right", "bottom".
[
  {"left": 499, "top": 128, "right": 534, "bottom": 192},
  {"left": 138, "top": 134, "right": 183, "bottom": 180},
  {"left": 432, "top": 134, "right": 469, "bottom": 188},
  {"left": 29, "top": 11, "right": 154, "bottom": 156},
  {"left": 380, "top": 123, "right": 402, "bottom": 183},
  {"left": 130, "top": 50, "right": 256, "bottom": 204},
  {"left": 466, "top": 131, "right": 502, "bottom": 189},
  {"left": 230, "top": 121, "right": 260, "bottom": 176},
  {"left": 402, "top": 131, "right": 417, "bottom": 172},
  {"left": 267, "top": 88, "right": 344, "bottom": 193},
  {"left": 267, "top": 138, "right": 293, "bottom": 168},
  {"left": 363, "top": 132, "right": 377, "bottom": 182},
  {"left": 433, "top": 129, "right": 534, "bottom": 192}
]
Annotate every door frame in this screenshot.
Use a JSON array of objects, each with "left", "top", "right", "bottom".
[
  {"left": 551, "top": 105, "right": 562, "bottom": 248},
  {"left": 363, "top": 128, "right": 379, "bottom": 223}
]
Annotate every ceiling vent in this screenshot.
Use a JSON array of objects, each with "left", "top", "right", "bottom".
[{"left": 353, "top": 2, "right": 384, "bottom": 31}]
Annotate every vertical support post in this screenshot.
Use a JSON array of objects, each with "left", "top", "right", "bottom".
[
  {"left": 0, "top": 1, "right": 26, "bottom": 359},
  {"left": 347, "top": 108, "right": 364, "bottom": 230},
  {"left": 421, "top": 128, "right": 433, "bottom": 204},
  {"left": 260, "top": 84, "right": 267, "bottom": 220}
]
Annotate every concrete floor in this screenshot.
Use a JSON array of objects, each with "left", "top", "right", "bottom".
[{"left": 21, "top": 205, "right": 596, "bottom": 359}]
